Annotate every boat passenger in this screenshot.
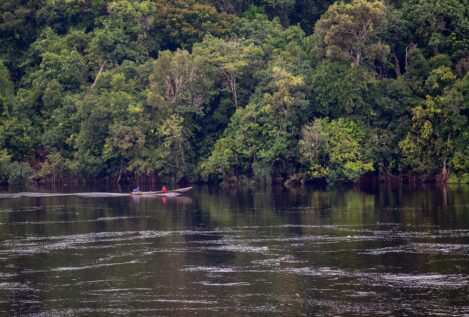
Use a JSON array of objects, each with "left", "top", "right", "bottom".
[{"left": 162, "top": 186, "right": 167, "bottom": 193}]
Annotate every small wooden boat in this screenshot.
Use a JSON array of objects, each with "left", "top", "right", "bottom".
[
  {"left": 171, "top": 187, "right": 193, "bottom": 193},
  {"left": 149, "top": 192, "right": 182, "bottom": 197},
  {"left": 131, "top": 187, "right": 193, "bottom": 196}
]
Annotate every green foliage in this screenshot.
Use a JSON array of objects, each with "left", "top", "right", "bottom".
[
  {"left": 299, "top": 118, "right": 374, "bottom": 182},
  {"left": 89, "top": 0, "right": 158, "bottom": 66},
  {"left": 154, "top": 0, "right": 234, "bottom": 50},
  {"left": 37, "top": 151, "right": 69, "bottom": 181},
  {"left": 148, "top": 49, "right": 211, "bottom": 116},
  {"left": 0, "top": 0, "right": 467, "bottom": 185},
  {"left": 0, "top": 149, "right": 31, "bottom": 184},
  {"left": 403, "top": 0, "right": 469, "bottom": 61},
  {"left": 311, "top": 61, "right": 377, "bottom": 118},
  {"left": 399, "top": 87, "right": 466, "bottom": 177},
  {"left": 450, "top": 151, "right": 469, "bottom": 183},
  {"left": 315, "top": 0, "right": 389, "bottom": 67},
  {"left": 193, "top": 36, "right": 262, "bottom": 108},
  {"left": 201, "top": 61, "right": 309, "bottom": 182},
  {"left": 0, "top": 150, "right": 11, "bottom": 184},
  {"left": 0, "top": 60, "right": 14, "bottom": 117}
]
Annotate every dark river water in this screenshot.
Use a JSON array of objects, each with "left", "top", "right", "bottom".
[{"left": 0, "top": 185, "right": 468, "bottom": 316}]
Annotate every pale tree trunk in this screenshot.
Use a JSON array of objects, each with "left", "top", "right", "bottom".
[
  {"left": 116, "top": 159, "right": 123, "bottom": 184},
  {"left": 92, "top": 61, "right": 106, "bottom": 90},
  {"left": 231, "top": 76, "right": 238, "bottom": 108},
  {"left": 438, "top": 135, "right": 452, "bottom": 184},
  {"left": 439, "top": 159, "right": 449, "bottom": 183},
  {"left": 221, "top": 69, "right": 238, "bottom": 107},
  {"left": 405, "top": 43, "right": 416, "bottom": 70}
]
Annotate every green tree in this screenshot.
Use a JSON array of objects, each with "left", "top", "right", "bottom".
[
  {"left": 103, "top": 124, "right": 145, "bottom": 183},
  {"left": 153, "top": 114, "right": 193, "bottom": 182},
  {"left": 193, "top": 36, "right": 262, "bottom": 108},
  {"left": 0, "top": 0, "right": 43, "bottom": 81},
  {"left": 402, "top": 0, "right": 469, "bottom": 61},
  {"left": 88, "top": 0, "right": 157, "bottom": 75},
  {"left": 202, "top": 63, "right": 308, "bottom": 183},
  {"left": 450, "top": 73, "right": 469, "bottom": 182},
  {"left": 370, "top": 77, "right": 420, "bottom": 176},
  {"left": 0, "top": 60, "right": 14, "bottom": 117},
  {"left": 147, "top": 49, "right": 211, "bottom": 116},
  {"left": 299, "top": 118, "right": 374, "bottom": 182},
  {"left": 154, "top": 0, "right": 234, "bottom": 50},
  {"left": 36, "top": 0, "right": 109, "bottom": 34},
  {"left": 315, "top": 0, "right": 389, "bottom": 67},
  {"left": 399, "top": 91, "right": 465, "bottom": 180},
  {"left": 310, "top": 60, "right": 376, "bottom": 118},
  {"left": 145, "top": 49, "right": 213, "bottom": 181}
]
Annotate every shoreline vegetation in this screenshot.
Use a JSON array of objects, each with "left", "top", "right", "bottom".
[{"left": 0, "top": 0, "right": 468, "bottom": 186}]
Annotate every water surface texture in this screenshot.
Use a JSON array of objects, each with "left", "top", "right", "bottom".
[{"left": 1, "top": 185, "right": 468, "bottom": 316}]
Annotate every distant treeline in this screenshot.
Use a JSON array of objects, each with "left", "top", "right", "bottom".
[{"left": 0, "top": 0, "right": 468, "bottom": 185}]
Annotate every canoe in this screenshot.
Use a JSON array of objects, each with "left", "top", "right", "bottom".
[
  {"left": 131, "top": 191, "right": 181, "bottom": 197},
  {"left": 147, "top": 192, "right": 181, "bottom": 197},
  {"left": 172, "top": 186, "right": 193, "bottom": 193},
  {"left": 130, "top": 187, "right": 192, "bottom": 196},
  {"left": 131, "top": 191, "right": 159, "bottom": 196}
]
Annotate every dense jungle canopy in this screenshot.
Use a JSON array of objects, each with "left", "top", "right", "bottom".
[{"left": 0, "top": 0, "right": 468, "bottom": 185}]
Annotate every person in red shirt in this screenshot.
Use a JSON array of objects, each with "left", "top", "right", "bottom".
[{"left": 162, "top": 186, "right": 167, "bottom": 193}]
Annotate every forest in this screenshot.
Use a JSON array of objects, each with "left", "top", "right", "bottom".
[{"left": 0, "top": 0, "right": 468, "bottom": 185}]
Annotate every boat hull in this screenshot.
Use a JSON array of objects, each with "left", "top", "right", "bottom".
[
  {"left": 151, "top": 192, "right": 181, "bottom": 197},
  {"left": 130, "top": 187, "right": 192, "bottom": 196}
]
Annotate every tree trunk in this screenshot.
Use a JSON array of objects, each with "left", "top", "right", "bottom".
[
  {"left": 222, "top": 69, "right": 238, "bottom": 108},
  {"left": 438, "top": 159, "right": 449, "bottom": 184},
  {"left": 91, "top": 61, "right": 106, "bottom": 90},
  {"left": 405, "top": 43, "right": 416, "bottom": 70},
  {"left": 393, "top": 49, "right": 401, "bottom": 77},
  {"left": 229, "top": 75, "right": 238, "bottom": 108},
  {"left": 116, "top": 160, "right": 123, "bottom": 184}
]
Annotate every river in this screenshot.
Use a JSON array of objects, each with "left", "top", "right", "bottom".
[{"left": 0, "top": 185, "right": 468, "bottom": 316}]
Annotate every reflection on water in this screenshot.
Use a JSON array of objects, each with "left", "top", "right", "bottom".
[{"left": 0, "top": 185, "right": 468, "bottom": 316}]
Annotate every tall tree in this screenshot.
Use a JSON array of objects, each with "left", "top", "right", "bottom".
[
  {"left": 193, "top": 36, "right": 261, "bottom": 108},
  {"left": 154, "top": 0, "right": 234, "bottom": 50},
  {"left": 315, "top": 0, "right": 389, "bottom": 67},
  {"left": 201, "top": 62, "right": 308, "bottom": 183}
]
